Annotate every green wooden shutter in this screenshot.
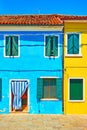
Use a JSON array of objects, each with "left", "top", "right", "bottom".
[
  {"left": 5, "top": 36, "right": 11, "bottom": 56},
  {"left": 45, "top": 36, "right": 51, "bottom": 56},
  {"left": 53, "top": 36, "right": 58, "bottom": 56},
  {"left": 67, "top": 34, "right": 74, "bottom": 54},
  {"left": 73, "top": 34, "right": 79, "bottom": 54},
  {"left": 70, "top": 79, "right": 83, "bottom": 100},
  {"left": 37, "top": 78, "right": 43, "bottom": 99},
  {"left": 56, "top": 78, "right": 62, "bottom": 100},
  {"left": 0, "top": 79, "right": 2, "bottom": 101},
  {"left": 12, "top": 36, "right": 18, "bottom": 56}
]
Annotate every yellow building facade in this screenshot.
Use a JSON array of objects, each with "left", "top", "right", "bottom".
[{"left": 64, "top": 21, "right": 87, "bottom": 114}]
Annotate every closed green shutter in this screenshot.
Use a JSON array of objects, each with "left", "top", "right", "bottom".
[
  {"left": 45, "top": 36, "right": 51, "bottom": 56},
  {"left": 67, "top": 34, "right": 74, "bottom": 54},
  {"left": 12, "top": 36, "right": 18, "bottom": 56},
  {"left": 6, "top": 36, "right": 11, "bottom": 56},
  {"left": 68, "top": 34, "right": 79, "bottom": 54},
  {"left": 53, "top": 36, "right": 58, "bottom": 56},
  {"left": 56, "top": 78, "right": 62, "bottom": 100},
  {"left": 37, "top": 78, "right": 43, "bottom": 99},
  {"left": 70, "top": 79, "right": 83, "bottom": 100},
  {"left": 0, "top": 79, "right": 2, "bottom": 101},
  {"left": 73, "top": 34, "right": 79, "bottom": 54}
]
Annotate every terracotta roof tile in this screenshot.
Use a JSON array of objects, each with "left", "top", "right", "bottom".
[
  {"left": 0, "top": 15, "right": 62, "bottom": 25},
  {"left": 57, "top": 14, "right": 87, "bottom": 21},
  {"left": 0, "top": 14, "right": 87, "bottom": 25}
]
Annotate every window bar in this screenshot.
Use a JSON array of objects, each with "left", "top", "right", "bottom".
[
  {"left": 51, "top": 37, "right": 53, "bottom": 56},
  {"left": 10, "top": 36, "right": 13, "bottom": 56},
  {"left": 73, "top": 35, "right": 74, "bottom": 54},
  {"left": 48, "top": 80, "right": 50, "bottom": 98}
]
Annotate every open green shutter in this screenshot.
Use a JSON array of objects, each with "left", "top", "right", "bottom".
[
  {"left": 56, "top": 78, "right": 62, "bottom": 100},
  {"left": 45, "top": 36, "right": 51, "bottom": 56},
  {"left": 12, "top": 36, "right": 18, "bottom": 56},
  {"left": 0, "top": 79, "right": 2, "bottom": 101},
  {"left": 67, "top": 34, "right": 74, "bottom": 54},
  {"left": 6, "top": 36, "right": 11, "bottom": 56},
  {"left": 73, "top": 34, "right": 79, "bottom": 54},
  {"left": 37, "top": 78, "right": 43, "bottom": 99},
  {"left": 70, "top": 79, "right": 83, "bottom": 100},
  {"left": 53, "top": 36, "right": 58, "bottom": 56}
]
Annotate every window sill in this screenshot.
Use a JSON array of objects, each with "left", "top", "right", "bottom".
[
  {"left": 40, "top": 98, "right": 59, "bottom": 101},
  {"left": 4, "top": 56, "right": 20, "bottom": 58},
  {"left": 65, "top": 54, "right": 82, "bottom": 58},
  {"left": 68, "top": 100, "right": 84, "bottom": 102}
]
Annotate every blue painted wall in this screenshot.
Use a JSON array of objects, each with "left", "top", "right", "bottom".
[{"left": 0, "top": 31, "right": 63, "bottom": 114}]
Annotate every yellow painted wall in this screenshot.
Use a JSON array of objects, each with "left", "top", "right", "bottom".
[{"left": 64, "top": 21, "right": 87, "bottom": 114}]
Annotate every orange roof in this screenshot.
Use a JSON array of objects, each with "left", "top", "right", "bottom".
[
  {"left": 0, "top": 14, "right": 87, "bottom": 25},
  {"left": 0, "top": 15, "right": 62, "bottom": 25},
  {"left": 57, "top": 14, "right": 87, "bottom": 21}
]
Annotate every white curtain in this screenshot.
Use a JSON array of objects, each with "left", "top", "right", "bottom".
[{"left": 11, "top": 80, "right": 28, "bottom": 110}]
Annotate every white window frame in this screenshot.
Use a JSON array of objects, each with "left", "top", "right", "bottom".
[
  {"left": 44, "top": 35, "right": 59, "bottom": 58},
  {"left": 40, "top": 76, "right": 59, "bottom": 101},
  {"left": 66, "top": 33, "right": 82, "bottom": 57},
  {"left": 4, "top": 35, "right": 20, "bottom": 58},
  {"left": 68, "top": 77, "right": 85, "bottom": 102},
  {"left": 9, "top": 79, "right": 30, "bottom": 112}
]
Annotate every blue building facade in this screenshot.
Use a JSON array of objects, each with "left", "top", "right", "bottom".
[{"left": 0, "top": 29, "right": 63, "bottom": 114}]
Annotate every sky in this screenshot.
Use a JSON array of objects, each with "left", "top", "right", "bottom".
[{"left": 0, "top": 0, "right": 87, "bottom": 15}]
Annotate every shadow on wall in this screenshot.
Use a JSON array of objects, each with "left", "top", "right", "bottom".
[{"left": 0, "top": 31, "right": 61, "bottom": 42}]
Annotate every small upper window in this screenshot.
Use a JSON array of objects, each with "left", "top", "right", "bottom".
[
  {"left": 5, "top": 36, "right": 19, "bottom": 57},
  {"left": 67, "top": 34, "right": 80, "bottom": 55},
  {"left": 45, "top": 36, "right": 58, "bottom": 57}
]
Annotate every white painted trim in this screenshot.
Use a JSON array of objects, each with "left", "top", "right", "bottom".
[
  {"left": 68, "top": 77, "right": 85, "bottom": 102},
  {"left": 66, "top": 33, "right": 82, "bottom": 56},
  {"left": 0, "top": 26, "right": 63, "bottom": 31},
  {"left": 9, "top": 79, "right": 30, "bottom": 113},
  {"left": 27, "top": 81, "right": 30, "bottom": 113},
  {"left": 9, "top": 81, "right": 11, "bottom": 113},
  {"left": 64, "top": 20, "right": 87, "bottom": 23},
  {"left": 44, "top": 34, "right": 60, "bottom": 58},
  {"left": 0, "top": 30, "right": 63, "bottom": 32},
  {"left": 4, "top": 35, "right": 20, "bottom": 58},
  {"left": 65, "top": 54, "right": 82, "bottom": 57}
]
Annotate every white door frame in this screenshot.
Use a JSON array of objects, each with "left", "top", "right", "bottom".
[{"left": 9, "top": 79, "right": 30, "bottom": 113}]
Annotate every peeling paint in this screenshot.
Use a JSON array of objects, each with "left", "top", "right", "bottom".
[{"left": 0, "top": 108, "right": 6, "bottom": 112}]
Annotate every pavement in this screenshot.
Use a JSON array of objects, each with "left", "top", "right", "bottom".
[{"left": 0, "top": 114, "right": 87, "bottom": 130}]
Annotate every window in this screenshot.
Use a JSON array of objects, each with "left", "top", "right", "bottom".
[
  {"left": 45, "top": 36, "right": 58, "bottom": 57},
  {"left": 43, "top": 79, "right": 56, "bottom": 98},
  {"left": 37, "top": 78, "right": 62, "bottom": 99},
  {"left": 69, "top": 78, "right": 84, "bottom": 101},
  {"left": 5, "top": 36, "right": 19, "bottom": 57},
  {"left": 67, "top": 33, "right": 80, "bottom": 55}
]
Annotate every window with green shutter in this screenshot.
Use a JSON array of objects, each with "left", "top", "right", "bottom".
[
  {"left": 0, "top": 79, "right": 2, "bottom": 101},
  {"left": 43, "top": 78, "right": 56, "bottom": 98},
  {"left": 69, "top": 79, "right": 83, "bottom": 101},
  {"left": 5, "top": 36, "right": 19, "bottom": 57},
  {"left": 37, "top": 78, "right": 62, "bottom": 99},
  {"left": 67, "top": 33, "right": 80, "bottom": 54},
  {"left": 45, "top": 35, "right": 58, "bottom": 57}
]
